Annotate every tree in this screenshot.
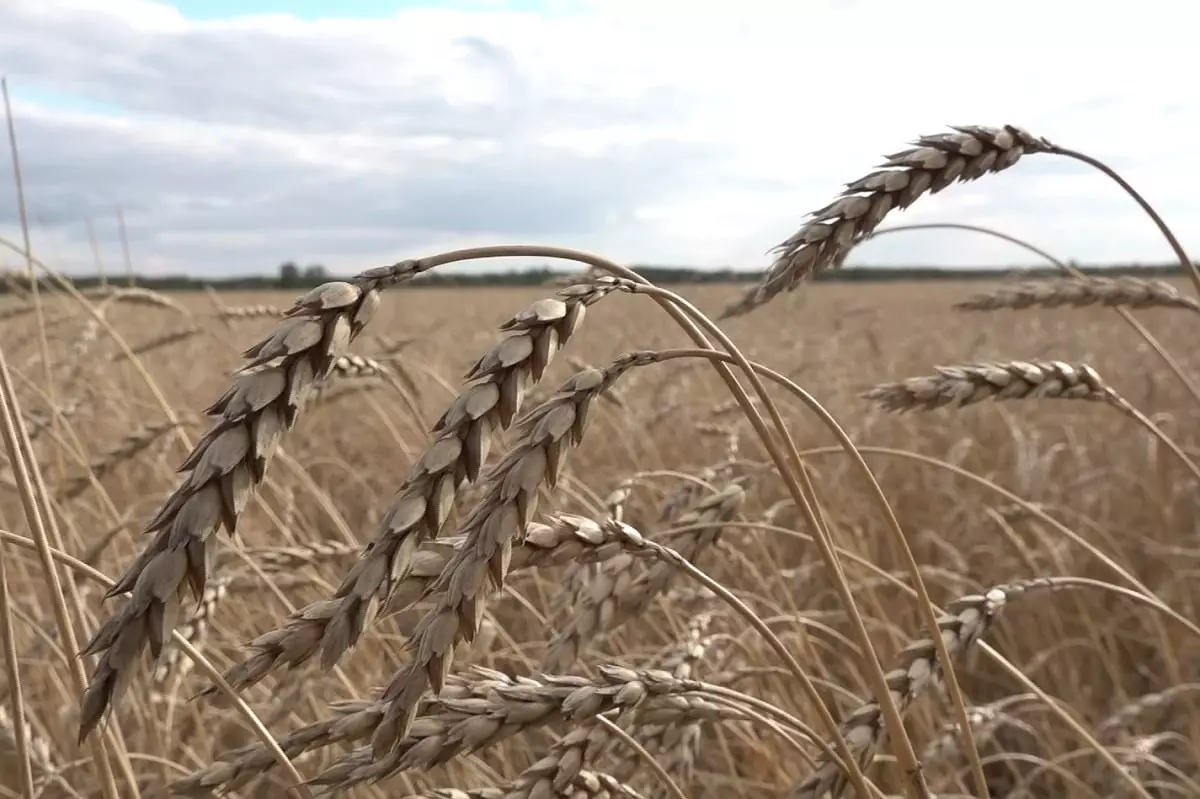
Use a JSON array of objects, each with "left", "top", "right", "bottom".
[
  {"left": 279, "top": 261, "right": 300, "bottom": 285},
  {"left": 303, "top": 264, "right": 327, "bottom": 281}
]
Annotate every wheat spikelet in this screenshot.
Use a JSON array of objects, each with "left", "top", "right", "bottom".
[
  {"left": 861, "top": 360, "right": 1122, "bottom": 413},
  {"left": 954, "top": 276, "right": 1200, "bottom": 314},
  {"left": 312, "top": 670, "right": 730, "bottom": 795},
  {"left": 75, "top": 263, "right": 422, "bottom": 743},
  {"left": 723, "top": 125, "right": 1052, "bottom": 318},
  {"left": 209, "top": 282, "right": 618, "bottom": 702},
  {"left": 235, "top": 541, "right": 361, "bottom": 573},
  {"left": 542, "top": 484, "right": 743, "bottom": 672},
  {"left": 152, "top": 573, "right": 232, "bottom": 684},
  {"left": 788, "top": 579, "right": 1058, "bottom": 799},
  {"left": 1096, "top": 683, "right": 1200, "bottom": 742}
]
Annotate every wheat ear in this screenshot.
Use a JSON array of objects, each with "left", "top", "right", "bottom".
[
  {"left": 175, "top": 665, "right": 710, "bottom": 795},
  {"left": 215, "top": 304, "right": 288, "bottom": 320},
  {"left": 954, "top": 277, "right": 1200, "bottom": 314},
  {"left": 75, "top": 263, "right": 420, "bottom": 743},
  {"left": 788, "top": 579, "right": 1056, "bottom": 799},
  {"left": 723, "top": 125, "right": 1052, "bottom": 318},
  {"left": 310, "top": 670, "right": 731, "bottom": 796},
  {"left": 861, "top": 360, "right": 1122, "bottom": 413},
  {"left": 542, "top": 484, "right": 743, "bottom": 672}
]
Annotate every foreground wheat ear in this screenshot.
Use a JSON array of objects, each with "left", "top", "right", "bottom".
[
  {"left": 722, "top": 125, "right": 1053, "bottom": 319},
  {"left": 75, "top": 261, "right": 425, "bottom": 744}
]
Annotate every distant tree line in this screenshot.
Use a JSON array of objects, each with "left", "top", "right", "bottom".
[{"left": 0, "top": 259, "right": 1192, "bottom": 295}]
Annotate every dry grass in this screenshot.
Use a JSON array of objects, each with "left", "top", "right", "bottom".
[{"left": 2, "top": 124, "right": 1200, "bottom": 799}]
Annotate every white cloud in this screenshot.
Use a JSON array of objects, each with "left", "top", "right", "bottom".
[{"left": 0, "top": 0, "right": 1197, "bottom": 278}]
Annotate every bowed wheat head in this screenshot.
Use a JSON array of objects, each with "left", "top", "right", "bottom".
[{"left": 1, "top": 120, "right": 1198, "bottom": 799}]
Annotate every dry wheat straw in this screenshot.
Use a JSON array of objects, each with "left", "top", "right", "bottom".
[
  {"left": 788, "top": 579, "right": 1056, "bottom": 799},
  {"left": 205, "top": 512, "right": 648, "bottom": 699},
  {"left": 367, "top": 354, "right": 651, "bottom": 757},
  {"left": 76, "top": 261, "right": 423, "bottom": 743},
  {"left": 861, "top": 361, "right": 1121, "bottom": 413},
  {"left": 954, "top": 277, "right": 1200, "bottom": 314},
  {"left": 543, "top": 484, "right": 743, "bottom": 672},
  {"left": 208, "top": 283, "right": 617, "bottom": 700},
  {"left": 724, "top": 125, "right": 1052, "bottom": 318}
]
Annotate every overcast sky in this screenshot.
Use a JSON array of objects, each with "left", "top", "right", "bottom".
[{"left": 0, "top": 0, "right": 1196, "bottom": 278}]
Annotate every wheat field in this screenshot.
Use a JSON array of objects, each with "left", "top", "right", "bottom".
[{"left": 1, "top": 125, "right": 1199, "bottom": 799}]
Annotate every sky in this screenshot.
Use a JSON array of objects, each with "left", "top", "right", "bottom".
[{"left": 0, "top": 0, "right": 1197, "bottom": 278}]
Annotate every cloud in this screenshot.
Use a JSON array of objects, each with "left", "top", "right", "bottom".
[{"left": 0, "top": 0, "right": 1197, "bottom": 278}]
